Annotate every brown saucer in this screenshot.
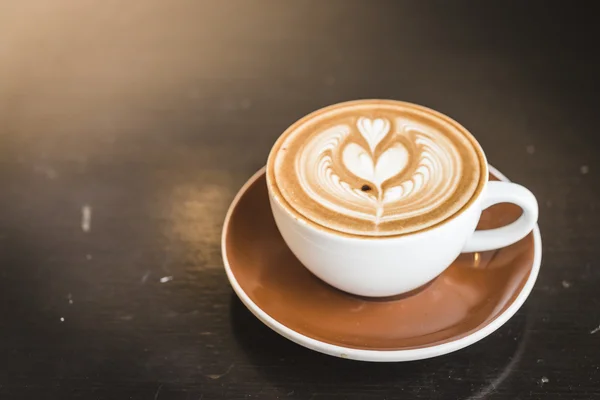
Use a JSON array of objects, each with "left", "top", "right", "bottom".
[{"left": 223, "top": 168, "right": 538, "bottom": 356}]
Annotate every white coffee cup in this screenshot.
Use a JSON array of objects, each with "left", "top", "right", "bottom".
[{"left": 266, "top": 108, "right": 539, "bottom": 298}]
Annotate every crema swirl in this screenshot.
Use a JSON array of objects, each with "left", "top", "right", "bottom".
[{"left": 267, "top": 100, "right": 486, "bottom": 236}]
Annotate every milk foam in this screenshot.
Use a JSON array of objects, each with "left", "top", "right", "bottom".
[{"left": 271, "top": 101, "right": 483, "bottom": 236}]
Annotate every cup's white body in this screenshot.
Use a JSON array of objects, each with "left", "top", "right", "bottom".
[
  {"left": 265, "top": 100, "right": 539, "bottom": 298},
  {"left": 268, "top": 182, "right": 486, "bottom": 297}
]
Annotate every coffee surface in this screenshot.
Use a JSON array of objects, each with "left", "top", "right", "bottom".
[{"left": 268, "top": 100, "right": 486, "bottom": 236}]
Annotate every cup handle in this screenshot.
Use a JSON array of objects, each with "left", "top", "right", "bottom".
[{"left": 462, "top": 181, "right": 539, "bottom": 253}]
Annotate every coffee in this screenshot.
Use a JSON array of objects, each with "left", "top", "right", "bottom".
[{"left": 267, "top": 100, "right": 487, "bottom": 237}]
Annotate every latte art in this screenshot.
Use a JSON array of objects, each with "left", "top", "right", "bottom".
[
  {"left": 269, "top": 100, "right": 485, "bottom": 236},
  {"left": 298, "top": 116, "right": 462, "bottom": 225}
]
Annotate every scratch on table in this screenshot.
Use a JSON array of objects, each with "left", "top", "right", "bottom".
[
  {"left": 206, "top": 363, "right": 234, "bottom": 380},
  {"left": 141, "top": 271, "right": 151, "bottom": 283},
  {"left": 526, "top": 145, "right": 535, "bottom": 154},
  {"left": 154, "top": 384, "right": 163, "bottom": 400},
  {"left": 81, "top": 205, "right": 92, "bottom": 232},
  {"left": 34, "top": 164, "right": 59, "bottom": 179},
  {"left": 160, "top": 276, "right": 173, "bottom": 283},
  {"left": 590, "top": 324, "right": 600, "bottom": 334}
]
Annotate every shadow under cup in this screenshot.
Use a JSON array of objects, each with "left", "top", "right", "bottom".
[{"left": 225, "top": 171, "right": 535, "bottom": 350}]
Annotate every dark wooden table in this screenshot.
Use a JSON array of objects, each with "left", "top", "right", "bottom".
[{"left": 1, "top": 1, "right": 599, "bottom": 399}]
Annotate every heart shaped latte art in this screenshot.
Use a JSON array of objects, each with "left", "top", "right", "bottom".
[
  {"left": 288, "top": 112, "right": 466, "bottom": 233},
  {"left": 357, "top": 117, "right": 390, "bottom": 153},
  {"left": 342, "top": 142, "right": 409, "bottom": 188}
]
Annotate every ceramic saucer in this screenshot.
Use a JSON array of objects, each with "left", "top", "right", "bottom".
[{"left": 222, "top": 165, "right": 541, "bottom": 362}]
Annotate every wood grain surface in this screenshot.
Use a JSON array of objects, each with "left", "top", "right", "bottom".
[{"left": 1, "top": 1, "right": 598, "bottom": 399}]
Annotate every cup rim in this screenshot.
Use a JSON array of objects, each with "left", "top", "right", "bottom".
[{"left": 266, "top": 99, "right": 489, "bottom": 240}]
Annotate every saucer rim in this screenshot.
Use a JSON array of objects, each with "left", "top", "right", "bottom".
[{"left": 221, "top": 165, "right": 542, "bottom": 362}]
